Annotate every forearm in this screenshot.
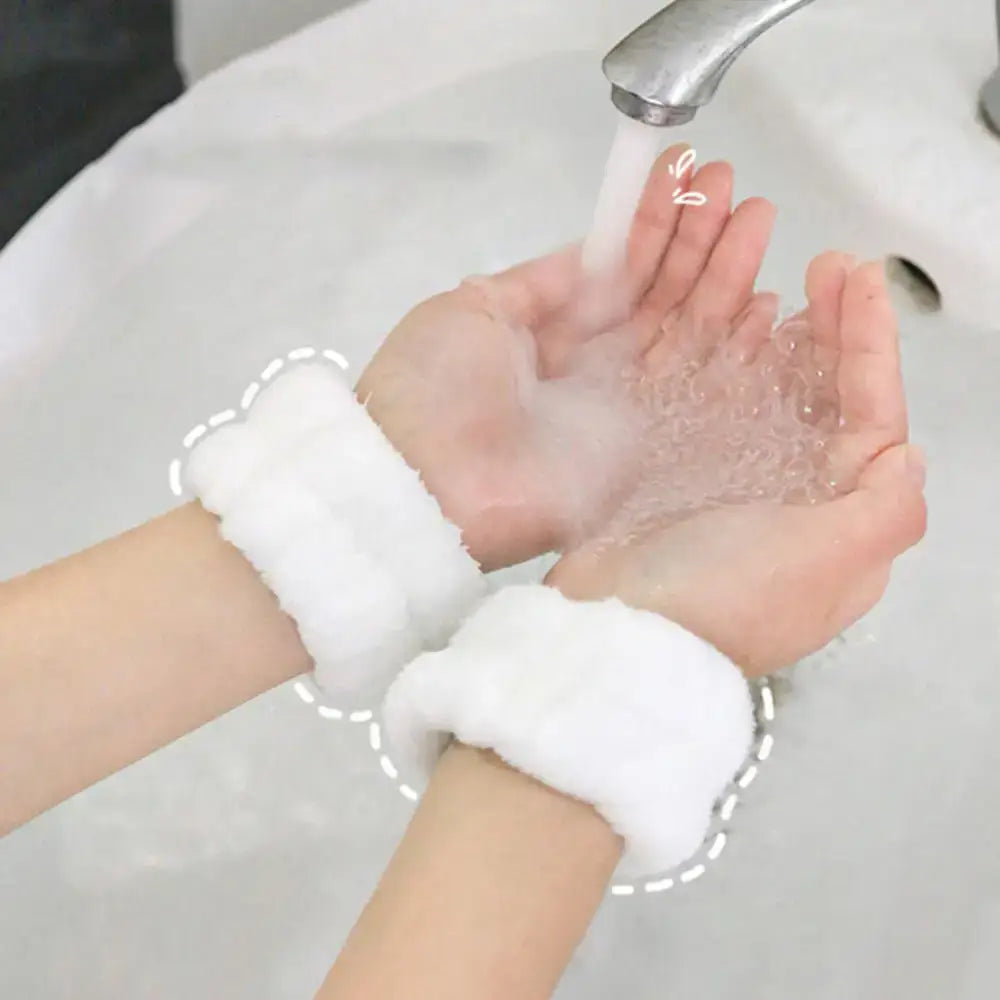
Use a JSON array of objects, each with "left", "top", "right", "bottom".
[
  {"left": 319, "top": 742, "right": 622, "bottom": 1000},
  {"left": 0, "top": 501, "right": 310, "bottom": 834}
]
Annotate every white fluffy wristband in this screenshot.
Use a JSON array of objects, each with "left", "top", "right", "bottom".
[
  {"left": 184, "top": 363, "right": 486, "bottom": 699},
  {"left": 383, "top": 585, "right": 755, "bottom": 876}
]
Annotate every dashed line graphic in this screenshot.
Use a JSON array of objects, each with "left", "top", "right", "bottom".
[{"left": 168, "top": 345, "right": 776, "bottom": 897}]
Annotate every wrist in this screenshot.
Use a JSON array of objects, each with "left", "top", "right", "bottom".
[
  {"left": 444, "top": 742, "right": 623, "bottom": 854},
  {"left": 323, "top": 738, "right": 622, "bottom": 1000},
  {"left": 384, "top": 583, "right": 755, "bottom": 876},
  {"left": 354, "top": 379, "right": 493, "bottom": 568},
  {"left": 547, "top": 548, "right": 748, "bottom": 677}
]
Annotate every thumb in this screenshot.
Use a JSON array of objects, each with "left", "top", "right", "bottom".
[
  {"left": 857, "top": 443, "right": 926, "bottom": 493},
  {"left": 487, "top": 245, "right": 581, "bottom": 327},
  {"left": 834, "top": 444, "right": 928, "bottom": 559}
]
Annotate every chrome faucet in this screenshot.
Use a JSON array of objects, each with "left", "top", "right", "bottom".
[
  {"left": 605, "top": 0, "right": 1000, "bottom": 139},
  {"left": 601, "top": 0, "right": 819, "bottom": 126},
  {"left": 980, "top": 1, "right": 1000, "bottom": 135}
]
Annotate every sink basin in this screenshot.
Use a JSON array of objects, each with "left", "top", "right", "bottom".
[{"left": 2, "top": 3, "right": 999, "bottom": 999}]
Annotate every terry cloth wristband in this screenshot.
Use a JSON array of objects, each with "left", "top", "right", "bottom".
[
  {"left": 383, "top": 584, "right": 754, "bottom": 876},
  {"left": 184, "top": 363, "right": 486, "bottom": 700}
]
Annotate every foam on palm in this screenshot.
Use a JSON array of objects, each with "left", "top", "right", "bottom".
[
  {"left": 608, "top": 315, "right": 837, "bottom": 541},
  {"left": 521, "top": 310, "right": 839, "bottom": 546}
]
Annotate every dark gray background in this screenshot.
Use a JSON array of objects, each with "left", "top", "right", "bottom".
[{"left": 0, "top": 1, "right": 356, "bottom": 247}]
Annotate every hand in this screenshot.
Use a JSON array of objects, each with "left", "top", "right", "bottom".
[
  {"left": 548, "top": 256, "right": 927, "bottom": 676},
  {"left": 355, "top": 147, "right": 770, "bottom": 571}
]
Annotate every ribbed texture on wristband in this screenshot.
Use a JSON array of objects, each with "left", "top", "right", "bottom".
[
  {"left": 185, "top": 363, "right": 486, "bottom": 700},
  {"left": 383, "top": 584, "right": 754, "bottom": 875}
]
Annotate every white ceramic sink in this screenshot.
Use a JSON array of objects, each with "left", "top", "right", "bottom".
[{"left": 2, "top": 3, "right": 1000, "bottom": 998}]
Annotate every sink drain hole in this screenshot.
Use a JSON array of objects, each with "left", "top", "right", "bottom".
[{"left": 886, "top": 255, "right": 942, "bottom": 313}]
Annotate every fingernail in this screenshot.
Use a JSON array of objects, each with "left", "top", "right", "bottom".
[{"left": 906, "top": 446, "right": 927, "bottom": 487}]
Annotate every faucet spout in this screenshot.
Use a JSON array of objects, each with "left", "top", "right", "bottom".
[{"left": 603, "top": 0, "right": 819, "bottom": 126}]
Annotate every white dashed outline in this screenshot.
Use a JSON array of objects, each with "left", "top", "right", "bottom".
[{"left": 168, "top": 346, "right": 776, "bottom": 899}]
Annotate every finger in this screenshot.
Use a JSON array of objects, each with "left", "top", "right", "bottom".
[
  {"left": 725, "top": 291, "right": 780, "bottom": 363},
  {"left": 637, "top": 161, "right": 735, "bottom": 323},
  {"left": 837, "top": 260, "right": 905, "bottom": 434},
  {"left": 642, "top": 308, "right": 731, "bottom": 373},
  {"left": 771, "top": 253, "right": 851, "bottom": 399},
  {"left": 829, "top": 260, "right": 908, "bottom": 482},
  {"left": 644, "top": 289, "right": 776, "bottom": 375},
  {"left": 685, "top": 197, "right": 777, "bottom": 326},
  {"left": 480, "top": 244, "right": 582, "bottom": 328},
  {"left": 805, "top": 251, "right": 853, "bottom": 353},
  {"left": 624, "top": 143, "right": 693, "bottom": 304}
]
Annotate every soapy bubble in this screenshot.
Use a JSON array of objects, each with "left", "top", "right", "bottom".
[{"left": 522, "top": 302, "right": 839, "bottom": 546}]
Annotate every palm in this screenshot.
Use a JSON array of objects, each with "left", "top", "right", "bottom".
[
  {"left": 551, "top": 254, "right": 927, "bottom": 675},
  {"left": 359, "top": 146, "right": 780, "bottom": 571},
  {"left": 356, "top": 277, "right": 564, "bottom": 572}
]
